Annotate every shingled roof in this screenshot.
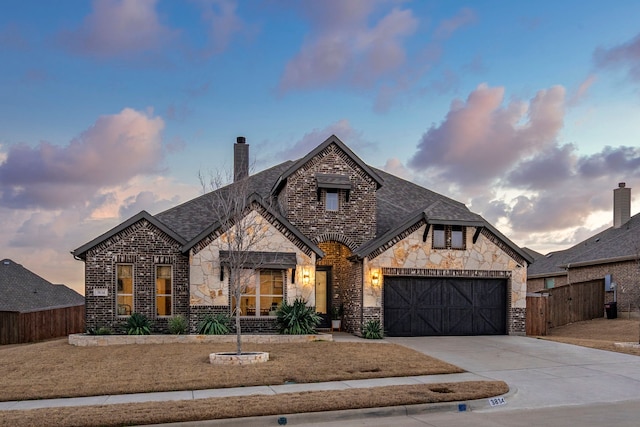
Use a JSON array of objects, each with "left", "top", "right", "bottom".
[
  {"left": 528, "top": 212, "right": 640, "bottom": 278},
  {"left": 0, "top": 259, "right": 84, "bottom": 313},
  {"left": 74, "top": 136, "right": 531, "bottom": 265}
]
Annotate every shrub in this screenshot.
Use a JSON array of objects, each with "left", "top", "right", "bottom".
[
  {"left": 197, "top": 313, "right": 231, "bottom": 335},
  {"left": 167, "top": 315, "right": 188, "bottom": 334},
  {"left": 126, "top": 313, "right": 152, "bottom": 335},
  {"left": 87, "top": 326, "right": 112, "bottom": 335},
  {"left": 362, "top": 319, "right": 383, "bottom": 339},
  {"left": 276, "top": 298, "right": 321, "bottom": 335}
]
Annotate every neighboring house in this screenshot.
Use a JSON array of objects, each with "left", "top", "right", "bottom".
[
  {"left": 0, "top": 259, "right": 85, "bottom": 345},
  {"left": 528, "top": 183, "right": 640, "bottom": 314},
  {"left": 73, "top": 135, "right": 532, "bottom": 336}
]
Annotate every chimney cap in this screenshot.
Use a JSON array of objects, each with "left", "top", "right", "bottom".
[
  {"left": 618, "top": 182, "right": 626, "bottom": 188},
  {"left": 236, "top": 136, "right": 246, "bottom": 144}
]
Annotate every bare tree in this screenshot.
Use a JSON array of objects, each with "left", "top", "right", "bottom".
[{"left": 199, "top": 170, "right": 273, "bottom": 355}]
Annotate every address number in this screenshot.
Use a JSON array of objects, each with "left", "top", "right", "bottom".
[{"left": 488, "top": 397, "right": 506, "bottom": 407}]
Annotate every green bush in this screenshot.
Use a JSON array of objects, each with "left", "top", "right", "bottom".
[
  {"left": 197, "top": 313, "right": 231, "bottom": 335},
  {"left": 126, "top": 313, "right": 152, "bottom": 335},
  {"left": 276, "top": 298, "right": 321, "bottom": 335},
  {"left": 362, "top": 319, "right": 383, "bottom": 339},
  {"left": 168, "top": 315, "right": 188, "bottom": 335},
  {"left": 87, "top": 326, "right": 112, "bottom": 335}
]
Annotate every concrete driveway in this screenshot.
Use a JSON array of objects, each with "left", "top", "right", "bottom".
[{"left": 386, "top": 335, "right": 640, "bottom": 411}]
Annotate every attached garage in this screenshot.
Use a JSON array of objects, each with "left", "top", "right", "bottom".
[{"left": 384, "top": 277, "right": 507, "bottom": 336}]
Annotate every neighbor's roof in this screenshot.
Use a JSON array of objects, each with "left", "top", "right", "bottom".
[
  {"left": 0, "top": 259, "right": 84, "bottom": 313},
  {"left": 528, "top": 212, "right": 640, "bottom": 278}
]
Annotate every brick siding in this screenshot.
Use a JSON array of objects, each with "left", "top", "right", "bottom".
[{"left": 83, "top": 219, "right": 189, "bottom": 333}]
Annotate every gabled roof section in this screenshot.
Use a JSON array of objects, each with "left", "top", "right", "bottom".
[
  {"left": 353, "top": 202, "right": 533, "bottom": 265},
  {"left": 271, "top": 135, "right": 384, "bottom": 196},
  {"left": 528, "top": 211, "right": 640, "bottom": 276},
  {"left": 181, "top": 193, "right": 324, "bottom": 258},
  {"left": 156, "top": 161, "right": 294, "bottom": 242},
  {"left": 0, "top": 259, "right": 84, "bottom": 312},
  {"left": 72, "top": 211, "right": 186, "bottom": 260}
]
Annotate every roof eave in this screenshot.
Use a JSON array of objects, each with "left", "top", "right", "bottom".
[
  {"left": 271, "top": 135, "right": 384, "bottom": 197},
  {"left": 560, "top": 254, "right": 639, "bottom": 269},
  {"left": 72, "top": 211, "right": 186, "bottom": 260}
]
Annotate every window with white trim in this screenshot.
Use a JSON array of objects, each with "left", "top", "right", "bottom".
[
  {"left": 117, "top": 264, "right": 133, "bottom": 316},
  {"left": 156, "top": 265, "right": 172, "bottom": 316},
  {"left": 234, "top": 269, "right": 284, "bottom": 316}
]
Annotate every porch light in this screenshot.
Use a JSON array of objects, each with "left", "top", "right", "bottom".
[
  {"left": 303, "top": 271, "right": 310, "bottom": 285},
  {"left": 371, "top": 272, "right": 379, "bottom": 286}
]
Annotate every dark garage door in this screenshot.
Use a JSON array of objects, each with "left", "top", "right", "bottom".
[{"left": 384, "top": 277, "right": 507, "bottom": 336}]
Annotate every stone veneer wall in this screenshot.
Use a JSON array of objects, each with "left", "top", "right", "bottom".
[
  {"left": 189, "top": 210, "right": 315, "bottom": 307},
  {"left": 278, "top": 143, "right": 377, "bottom": 248},
  {"left": 83, "top": 219, "right": 189, "bottom": 333},
  {"left": 569, "top": 260, "right": 640, "bottom": 313},
  {"left": 363, "top": 224, "right": 527, "bottom": 335}
]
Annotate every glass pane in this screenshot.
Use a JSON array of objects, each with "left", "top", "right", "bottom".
[
  {"left": 433, "top": 229, "right": 445, "bottom": 247},
  {"left": 260, "top": 296, "right": 282, "bottom": 315},
  {"left": 240, "top": 296, "right": 256, "bottom": 316},
  {"left": 451, "top": 230, "right": 464, "bottom": 248},
  {"left": 156, "top": 266, "right": 172, "bottom": 295},
  {"left": 117, "top": 265, "right": 133, "bottom": 293},
  {"left": 117, "top": 295, "right": 133, "bottom": 315},
  {"left": 260, "top": 270, "right": 283, "bottom": 295},
  {"left": 157, "top": 296, "right": 171, "bottom": 316},
  {"left": 315, "top": 271, "right": 327, "bottom": 314},
  {"left": 326, "top": 192, "right": 338, "bottom": 211}
]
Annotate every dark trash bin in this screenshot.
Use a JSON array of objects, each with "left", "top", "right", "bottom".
[{"left": 605, "top": 302, "right": 617, "bottom": 319}]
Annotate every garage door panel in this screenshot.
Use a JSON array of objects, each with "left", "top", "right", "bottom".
[
  {"left": 384, "top": 277, "right": 506, "bottom": 337},
  {"left": 414, "top": 281, "right": 444, "bottom": 306},
  {"left": 384, "top": 309, "right": 413, "bottom": 336},
  {"left": 447, "top": 308, "right": 474, "bottom": 335},
  {"left": 448, "top": 281, "right": 474, "bottom": 307},
  {"left": 415, "top": 308, "right": 444, "bottom": 335}
]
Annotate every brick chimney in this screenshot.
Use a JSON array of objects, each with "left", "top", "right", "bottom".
[
  {"left": 234, "top": 136, "right": 249, "bottom": 182},
  {"left": 613, "top": 182, "right": 631, "bottom": 228}
]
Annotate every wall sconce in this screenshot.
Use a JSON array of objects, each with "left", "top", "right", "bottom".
[
  {"left": 303, "top": 271, "right": 310, "bottom": 285},
  {"left": 371, "top": 272, "right": 379, "bottom": 287}
]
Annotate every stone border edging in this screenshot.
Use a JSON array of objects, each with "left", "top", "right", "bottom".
[{"left": 69, "top": 333, "right": 333, "bottom": 346}]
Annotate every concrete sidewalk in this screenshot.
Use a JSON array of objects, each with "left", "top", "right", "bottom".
[{"left": 0, "top": 371, "right": 489, "bottom": 411}]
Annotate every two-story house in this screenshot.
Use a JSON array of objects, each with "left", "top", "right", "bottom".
[{"left": 73, "top": 135, "right": 532, "bottom": 336}]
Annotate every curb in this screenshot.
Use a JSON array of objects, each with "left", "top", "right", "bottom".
[{"left": 148, "top": 386, "right": 519, "bottom": 426}]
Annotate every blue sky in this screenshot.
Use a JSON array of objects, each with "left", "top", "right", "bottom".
[{"left": 1, "top": 0, "right": 640, "bottom": 294}]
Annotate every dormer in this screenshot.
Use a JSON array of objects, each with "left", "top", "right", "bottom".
[{"left": 271, "top": 135, "right": 383, "bottom": 247}]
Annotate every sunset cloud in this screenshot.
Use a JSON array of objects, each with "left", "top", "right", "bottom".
[
  {"left": 408, "top": 83, "right": 565, "bottom": 186},
  {"left": 396, "top": 83, "right": 640, "bottom": 242},
  {"left": 0, "top": 108, "right": 165, "bottom": 209},
  {"left": 278, "top": 1, "right": 418, "bottom": 92},
  {"left": 594, "top": 31, "right": 640, "bottom": 81},
  {"left": 196, "top": 0, "right": 248, "bottom": 57},
  {"left": 58, "top": 0, "right": 178, "bottom": 59}
]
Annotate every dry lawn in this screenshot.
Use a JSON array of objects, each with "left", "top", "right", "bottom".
[
  {"left": 541, "top": 317, "right": 640, "bottom": 356},
  {"left": 0, "top": 339, "right": 465, "bottom": 401},
  {"left": 0, "top": 338, "right": 509, "bottom": 426},
  {"left": 0, "top": 381, "right": 508, "bottom": 427}
]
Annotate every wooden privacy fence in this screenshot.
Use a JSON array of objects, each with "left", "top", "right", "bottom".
[
  {"left": 0, "top": 305, "right": 85, "bottom": 345},
  {"left": 526, "top": 280, "right": 604, "bottom": 336}
]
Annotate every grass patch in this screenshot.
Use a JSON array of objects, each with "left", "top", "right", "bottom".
[
  {"left": 541, "top": 317, "right": 640, "bottom": 356},
  {"left": 0, "top": 381, "right": 509, "bottom": 427},
  {"left": 0, "top": 338, "right": 464, "bottom": 401}
]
